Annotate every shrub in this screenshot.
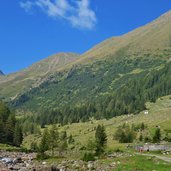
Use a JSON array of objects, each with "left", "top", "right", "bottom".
[
  {"left": 82, "top": 152, "right": 95, "bottom": 162},
  {"left": 36, "top": 152, "right": 49, "bottom": 160}
]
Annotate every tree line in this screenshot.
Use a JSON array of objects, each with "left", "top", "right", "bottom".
[
  {"left": 0, "top": 101, "right": 23, "bottom": 146},
  {"left": 26, "top": 61, "right": 171, "bottom": 126}
]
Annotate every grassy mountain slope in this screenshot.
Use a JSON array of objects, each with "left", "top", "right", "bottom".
[
  {"left": 21, "top": 95, "right": 171, "bottom": 170},
  {"left": 1, "top": 10, "right": 171, "bottom": 100},
  {"left": 72, "top": 10, "right": 171, "bottom": 64},
  {"left": 0, "top": 53, "right": 80, "bottom": 100},
  {"left": 12, "top": 61, "right": 171, "bottom": 125},
  {"left": 23, "top": 95, "right": 171, "bottom": 150},
  {"left": 61, "top": 95, "right": 171, "bottom": 148},
  {"left": 1, "top": 10, "right": 171, "bottom": 121},
  {"left": 10, "top": 11, "right": 171, "bottom": 113}
]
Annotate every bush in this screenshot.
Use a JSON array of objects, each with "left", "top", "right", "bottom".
[
  {"left": 114, "top": 148, "right": 123, "bottom": 153},
  {"left": 114, "top": 124, "right": 136, "bottom": 143},
  {"left": 36, "top": 152, "right": 49, "bottom": 160},
  {"left": 153, "top": 128, "right": 161, "bottom": 143},
  {"left": 82, "top": 152, "right": 95, "bottom": 162}
]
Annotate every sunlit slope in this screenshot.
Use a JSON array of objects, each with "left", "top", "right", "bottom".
[
  {"left": 0, "top": 53, "right": 80, "bottom": 99},
  {"left": 78, "top": 10, "right": 171, "bottom": 63},
  {"left": 23, "top": 95, "right": 171, "bottom": 149},
  {"left": 1, "top": 10, "right": 171, "bottom": 112}
]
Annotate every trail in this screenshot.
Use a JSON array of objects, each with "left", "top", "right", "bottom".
[{"left": 136, "top": 153, "right": 171, "bottom": 163}]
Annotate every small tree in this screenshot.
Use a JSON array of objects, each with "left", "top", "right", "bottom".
[
  {"left": 114, "top": 124, "right": 136, "bottom": 143},
  {"left": 5, "top": 114, "right": 16, "bottom": 144},
  {"left": 58, "top": 140, "right": 68, "bottom": 156},
  {"left": 95, "top": 125, "right": 107, "bottom": 155},
  {"left": 49, "top": 125, "right": 59, "bottom": 156},
  {"left": 58, "top": 131, "right": 68, "bottom": 156},
  {"left": 139, "top": 133, "right": 143, "bottom": 142},
  {"left": 30, "top": 142, "right": 38, "bottom": 152},
  {"left": 153, "top": 128, "right": 161, "bottom": 143},
  {"left": 13, "top": 123, "right": 23, "bottom": 147},
  {"left": 39, "top": 128, "right": 49, "bottom": 154}
]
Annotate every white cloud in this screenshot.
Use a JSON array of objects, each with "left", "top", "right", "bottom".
[
  {"left": 20, "top": 0, "right": 97, "bottom": 30},
  {"left": 20, "top": 1, "right": 34, "bottom": 12}
]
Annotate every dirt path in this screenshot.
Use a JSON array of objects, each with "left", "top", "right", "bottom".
[{"left": 136, "top": 153, "right": 171, "bottom": 163}]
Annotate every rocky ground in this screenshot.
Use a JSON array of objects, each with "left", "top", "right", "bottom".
[
  {"left": 0, "top": 150, "right": 36, "bottom": 171},
  {"left": 0, "top": 151, "right": 133, "bottom": 171}
]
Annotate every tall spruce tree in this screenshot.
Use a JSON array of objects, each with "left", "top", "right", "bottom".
[
  {"left": 13, "top": 123, "right": 23, "bottom": 147},
  {"left": 153, "top": 128, "right": 161, "bottom": 143},
  {"left": 49, "top": 125, "right": 59, "bottom": 156},
  {"left": 39, "top": 128, "right": 50, "bottom": 153},
  {"left": 95, "top": 125, "right": 107, "bottom": 155}
]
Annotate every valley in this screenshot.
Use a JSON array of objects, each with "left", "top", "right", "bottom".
[
  {"left": 0, "top": 9, "right": 171, "bottom": 171},
  {"left": 1, "top": 95, "right": 171, "bottom": 170}
]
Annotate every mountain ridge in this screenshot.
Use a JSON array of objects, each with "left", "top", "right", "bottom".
[
  {"left": 77, "top": 10, "right": 171, "bottom": 63},
  {"left": 0, "top": 10, "right": 171, "bottom": 111},
  {"left": 0, "top": 52, "right": 80, "bottom": 99}
]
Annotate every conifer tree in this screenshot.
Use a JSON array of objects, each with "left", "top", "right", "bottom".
[
  {"left": 153, "top": 128, "right": 161, "bottom": 143},
  {"left": 95, "top": 125, "right": 107, "bottom": 155},
  {"left": 49, "top": 125, "right": 59, "bottom": 156},
  {"left": 13, "top": 123, "right": 23, "bottom": 147},
  {"left": 39, "top": 128, "right": 50, "bottom": 153}
]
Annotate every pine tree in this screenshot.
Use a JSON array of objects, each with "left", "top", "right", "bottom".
[
  {"left": 30, "top": 142, "right": 38, "bottom": 152},
  {"left": 49, "top": 125, "right": 59, "bottom": 156},
  {"left": 39, "top": 128, "right": 50, "bottom": 153},
  {"left": 13, "top": 123, "right": 23, "bottom": 147},
  {"left": 95, "top": 125, "right": 107, "bottom": 155},
  {"left": 153, "top": 128, "right": 161, "bottom": 143},
  {"left": 0, "top": 120, "right": 5, "bottom": 143},
  {"left": 58, "top": 130, "right": 68, "bottom": 156},
  {"left": 114, "top": 124, "right": 136, "bottom": 143},
  {"left": 5, "top": 114, "right": 16, "bottom": 144},
  {"left": 139, "top": 133, "right": 143, "bottom": 142}
]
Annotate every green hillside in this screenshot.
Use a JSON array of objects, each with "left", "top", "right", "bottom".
[
  {"left": 12, "top": 60, "right": 171, "bottom": 126},
  {"left": 0, "top": 53, "right": 80, "bottom": 100},
  {"left": 0, "top": 10, "right": 171, "bottom": 124},
  {"left": 72, "top": 10, "right": 171, "bottom": 64},
  {"left": 52, "top": 95, "right": 171, "bottom": 148},
  {"left": 23, "top": 94, "right": 171, "bottom": 157},
  {"left": 21, "top": 94, "right": 171, "bottom": 171}
]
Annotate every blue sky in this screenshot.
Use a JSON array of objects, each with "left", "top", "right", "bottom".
[{"left": 0, "top": 0, "right": 171, "bottom": 74}]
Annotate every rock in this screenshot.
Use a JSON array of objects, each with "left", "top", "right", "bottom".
[
  {"left": 109, "top": 162, "right": 116, "bottom": 167},
  {"left": 13, "top": 157, "right": 22, "bottom": 164},
  {"left": 87, "top": 161, "right": 94, "bottom": 170},
  {"left": 50, "top": 166, "right": 59, "bottom": 171},
  {"left": 72, "top": 161, "right": 80, "bottom": 169},
  {"left": 60, "top": 166, "right": 67, "bottom": 171}
]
